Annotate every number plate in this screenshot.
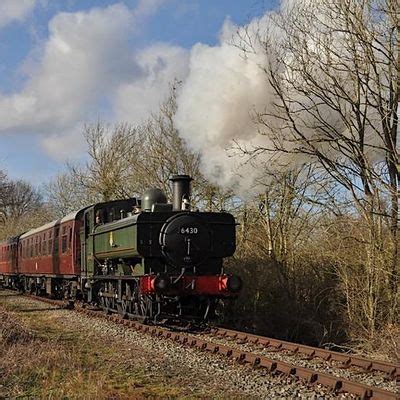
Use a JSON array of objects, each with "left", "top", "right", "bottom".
[{"left": 180, "top": 227, "right": 198, "bottom": 234}]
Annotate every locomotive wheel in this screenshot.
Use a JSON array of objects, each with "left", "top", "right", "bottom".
[
  {"left": 117, "top": 300, "right": 128, "bottom": 319},
  {"left": 100, "top": 296, "right": 112, "bottom": 315},
  {"left": 139, "top": 296, "right": 153, "bottom": 321}
]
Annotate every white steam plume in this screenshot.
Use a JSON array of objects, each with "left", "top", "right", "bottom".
[
  {"left": 174, "top": 17, "right": 278, "bottom": 193},
  {"left": 175, "top": 1, "right": 391, "bottom": 195}
]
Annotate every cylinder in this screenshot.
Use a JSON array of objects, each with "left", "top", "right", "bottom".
[{"left": 169, "top": 175, "right": 192, "bottom": 211}]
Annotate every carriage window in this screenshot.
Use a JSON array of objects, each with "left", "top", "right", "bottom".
[
  {"left": 53, "top": 228, "right": 59, "bottom": 252},
  {"left": 48, "top": 239, "right": 53, "bottom": 255},
  {"left": 62, "top": 235, "right": 68, "bottom": 253}
]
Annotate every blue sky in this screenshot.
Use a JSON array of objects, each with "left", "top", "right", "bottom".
[{"left": 0, "top": 0, "right": 277, "bottom": 185}]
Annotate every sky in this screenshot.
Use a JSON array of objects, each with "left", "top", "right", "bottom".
[{"left": 0, "top": 0, "right": 277, "bottom": 185}]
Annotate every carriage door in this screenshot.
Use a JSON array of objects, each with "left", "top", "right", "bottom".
[{"left": 52, "top": 224, "right": 60, "bottom": 274}]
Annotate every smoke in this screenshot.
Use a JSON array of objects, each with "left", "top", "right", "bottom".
[
  {"left": 174, "top": 0, "right": 390, "bottom": 195},
  {"left": 174, "top": 17, "right": 279, "bottom": 193},
  {"left": 174, "top": 11, "right": 313, "bottom": 195}
]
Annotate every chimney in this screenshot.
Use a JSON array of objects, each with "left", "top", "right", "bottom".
[{"left": 170, "top": 175, "right": 192, "bottom": 211}]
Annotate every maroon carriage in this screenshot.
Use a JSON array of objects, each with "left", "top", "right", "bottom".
[
  {"left": 19, "top": 210, "right": 85, "bottom": 277},
  {"left": 0, "top": 236, "right": 20, "bottom": 282}
]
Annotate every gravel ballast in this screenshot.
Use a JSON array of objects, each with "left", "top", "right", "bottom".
[
  {"left": 194, "top": 332, "right": 399, "bottom": 393},
  {"left": 1, "top": 292, "right": 360, "bottom": 399}
]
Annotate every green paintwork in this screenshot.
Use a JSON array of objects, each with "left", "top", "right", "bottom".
[
  {"left": 93, "top": 215, "right": 139, "bottom": 260},
  {"left": 80, "top": 198, "right": 140, "bottom": 277}
]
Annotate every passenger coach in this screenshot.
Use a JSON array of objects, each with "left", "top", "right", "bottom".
[{"left": 0, "top": 208, "right": 87, "bottom": 295}]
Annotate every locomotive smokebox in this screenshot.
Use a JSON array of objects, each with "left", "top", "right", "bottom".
[{"left": 170, "top": 175, "right": 192, "bottom": 211}]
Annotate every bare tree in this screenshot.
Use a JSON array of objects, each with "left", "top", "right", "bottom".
[
  {"left": 65, "top": 83, "right": 223, "bottom": 208},
  {"left": 239, "top": 0, "right": 399, "bottom": 338},
  {"left": 0, "top": 173, "right": 50, "bottom": 239},
  {"left": 69, "top": 122, "right": 143, "bottom": 201},
  {"left": 227, "top": 164, "right": 345, "bottom": 343},
  {"left": 45, "top": 172, "right": 100, "bottom": 218},
  {"left": 0, "top": 179, "right": 42, "bottom": 224},
  {"left": 133, "top": 83, "right": 204, "bottom": 201}
]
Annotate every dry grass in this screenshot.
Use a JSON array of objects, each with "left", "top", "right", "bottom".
[
  {"left": 0, "top": 308, "right": 35, "bottom": 344},
  {"left": 355, "top": 324, "right": 400, "bottom": 363},
  {"left": 0, "top": 299, "right": 197, "bottom": 399}
]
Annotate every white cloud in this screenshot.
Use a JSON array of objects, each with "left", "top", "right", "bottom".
[
  {"left": 115, "top": 43, "right": 189, "bottom": 124},
  {"left": 0, "top": 4, "right": 134, "bottom": 132},
  {"left": 41, "top": 124, "right": 86, "bottom": 161},
  {"left": 0, "top": 0, "right": 36, "bottom": 28},
  {"left": 0, "top": 2, "right": 185, "bottom": 160},
  {"left": 134, "top": 0, "right": 167, "bottom": 17}
]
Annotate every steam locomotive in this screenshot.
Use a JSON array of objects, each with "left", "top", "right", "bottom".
[{"left": 0, "top": 175, "right": 241, "bottom": 325}]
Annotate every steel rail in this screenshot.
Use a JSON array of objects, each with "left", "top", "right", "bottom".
[
  {"left": 210, "top": 327, "right": 400, "bottom": 381},
  {"left": 17, "top": 294, "right": 400, "bottom": 400}
]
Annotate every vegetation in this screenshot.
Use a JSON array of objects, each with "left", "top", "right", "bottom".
[
  {"left": 0, "top": 294, "right": 200, "bottom": 399},
  {"left": 0, "top": 0, "right": 398, "bottom": 358},
  {"left": 231, "top": 0, "right": 399, "bottom": 349},
  {"left": 0, "top": 171, "right": 51, "bottom": 239}
]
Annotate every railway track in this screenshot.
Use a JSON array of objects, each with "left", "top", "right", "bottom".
[
  {"left": 210, "top": 327, "right": 399, "bottom": 378},
  {"left": 198, "top": 328, "right": 399, "bottom": 397},
  {"left": 13, "top": 293, "right": 400, "bottom": 399}
]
